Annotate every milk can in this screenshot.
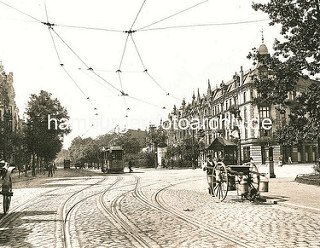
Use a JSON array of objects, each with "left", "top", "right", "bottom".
[
  {"left": 259, "top": 174, "right": 269, "bottom": 192},
  {"left": 238, "top": 178, "right": 249, "bottom": 195}
]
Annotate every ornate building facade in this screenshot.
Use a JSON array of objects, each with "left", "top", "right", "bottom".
[
  {"left": 165, "top": 42, "right": 319, "bottom": 165},
  {"left": 0, "top": 62, "right": 21, "bottom": 161}
]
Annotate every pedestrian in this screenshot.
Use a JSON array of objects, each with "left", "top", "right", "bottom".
[
  {"left": 204, "top": 155, "right": 215, "bottom": 195},
  {"left": 201, "top": 159, "right": 207, "bottom": 171},
  {"left": 128, "top": 160, "right": 133, "bottom": 173},
  {"left": 48, "top": 162, "right": 54, "bottom": 177}
]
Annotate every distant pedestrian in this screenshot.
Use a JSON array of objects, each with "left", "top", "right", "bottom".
[
  {"left": 128, "top": 160, "right": 133, "bottom": 173},
  {"left": 48, "top": 162, "right": 54, "bottom": 177},
  {"left": 288, "top": 156, "right": 293, "bottom": 164}
]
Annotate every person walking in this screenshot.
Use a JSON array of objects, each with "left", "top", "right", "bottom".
[
  {"left": 204, "top": 155, "right": 215, "bottom": 195},
  {"left": 48, "top": 162, "right": 54, "bottom": 177},
  {"left": 128, "top": 160, "right": 133, "bottom": 173}
]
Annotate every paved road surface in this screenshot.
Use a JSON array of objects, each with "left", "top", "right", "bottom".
[{"left": 0, "top": 168, "right": 319, "bottom": 248}]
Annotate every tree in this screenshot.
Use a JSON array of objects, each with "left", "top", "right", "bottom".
[
  {"left": 253, "top": 0, "right": 320, "bottom": 75},
  {"left": 25, "top": 90, "right": 70, "bottom": 175},
  {"left": 249, "top": 0, "right": 320, "bottom": 105},
  {"left": 249, "top": 0, "right": 320, "bottom": 159},
  {"left": 146, "top": 125, "right": 167, "bottom": 167}
]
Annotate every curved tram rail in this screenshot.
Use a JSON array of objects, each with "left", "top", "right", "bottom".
[
  {"left": 133, "top": 175, "right": 251, "bottom": 248},
  {"left": 62, "top": 176, "right": 122, "bottom": 248},
  {"left": 99, "top": 176, "right": 159, "bottom": 248}
]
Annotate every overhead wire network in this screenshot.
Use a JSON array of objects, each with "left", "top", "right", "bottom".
[{"left": 0, "top": 0, "right": 269, "bottom": 136}]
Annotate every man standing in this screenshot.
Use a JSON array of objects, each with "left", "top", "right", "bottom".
[
  {"left": 204, "top": 155, "right": 215, "bottom": 195},
  {"left": 128, "top": 160, "right": 133, "bottom": 173},
  {"left": 48, "top": 162, "right": 54, "bottom": 177}
]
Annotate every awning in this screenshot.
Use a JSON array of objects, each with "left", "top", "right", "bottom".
[{"left": 207, "top": 137, "right": 237, "bottom": 151}]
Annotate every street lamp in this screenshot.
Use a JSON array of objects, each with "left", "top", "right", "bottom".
[{"left": 102, "top": 147, "right": 106, "bottom": 172}]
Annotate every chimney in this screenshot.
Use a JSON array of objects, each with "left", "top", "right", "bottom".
[{"left": 240, "top": 66, "right": 244, "bottom": 86}]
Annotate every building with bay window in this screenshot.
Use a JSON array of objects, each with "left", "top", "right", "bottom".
[
  {"left": 0, "top": 61, "right": 22, "bottom": 161},
  {"left": 165, "top": 42, "right": 319, "bottom": 165}
]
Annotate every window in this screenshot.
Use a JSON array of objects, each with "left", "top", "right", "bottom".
[
  {"left": 243, "top": 147, "right": 251, "bottom": 162},
  {"left": 243, "top": 92, "right": 247, "bottom": 103},
  {"left": 243, "top": 107, "right": 247, "bottom": 122},
  {"left": 259, "top": 106, "right": 270, "bottom": 118},
  {"left": 225, "top": 100, "right": 229, "bottom": 110}
]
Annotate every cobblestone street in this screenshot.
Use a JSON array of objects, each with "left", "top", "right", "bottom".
[{"left": 0, "top": 168, "right": 319, "bottom": 248}]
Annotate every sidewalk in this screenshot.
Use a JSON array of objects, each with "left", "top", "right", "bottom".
[{"left": 257, "top": 164, "right": 320, "bottom": 212}]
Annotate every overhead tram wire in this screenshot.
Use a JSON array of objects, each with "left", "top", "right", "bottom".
[
  {"left": 130, "top": 0, "right": 148, "bottom": 30},
  {"left": 2, "top": 0, "right": 267, "bottom": 113},
  {"left": 0, "top": 1, "right": 42, "bottom": 23},
  {"left": 130, "top": 34, "right": 183, "bottom": 102},
  {"left": 77, "top": 67, "right": 144, "bottom": 73},
  {"left": 130, "top": 34, "right": 167, "bottom": 94},
  {"left": 43, "top": 0, "right": 97, "bottom": 113},
  {"left": 129, "top": 34, "right": 147, "bottom": 71},
  {"left": 79, "top": 68, "right": 119, "bottom": 95},
  {"left": 117, "top": 70, "right": 130, "bottom": 115},
  {"left": 128, "top": 95, "right": 166, "bottom": 110},
  {"left": 81, "top": 123, "right": 94, "bottom": 137},
  {"left": 50, "top": 28, "right": 124, "bottom": 95},
  {"left": 137, "top": 19, "right": 270, "bottom": 32},
  {"left": 50, "top": 28, "right": 162, "bottom": 110},
  {"left": 136, "top": 0, "right": 209, "bottom": 31},
  {"left": 54, "top": 24, "right": 123, "bottom": 33},
  {"left": 118, "top": 33, "right": 130, "bottom": 71}
]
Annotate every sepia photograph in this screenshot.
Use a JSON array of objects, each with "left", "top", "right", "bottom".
[{"left": 0, "top": 0, "right": 319, "bottom": 247}]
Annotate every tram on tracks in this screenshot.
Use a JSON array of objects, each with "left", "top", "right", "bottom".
[
  {"left": 64, "top": 159, "right": 71, "bottom": 169},
  {"left": 0, "top": 160, "right": 15, "bottom": 214},
  {"left": 101, "top": 146, "right": 124, "bottom": 173}
]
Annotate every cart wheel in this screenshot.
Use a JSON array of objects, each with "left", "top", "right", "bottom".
[
  {"left": 246, "top": 162, "right": 260, "bottom": 201},
  {"left": 212, "top": 162, "right": 228, "bottom": 202},
  {"left": 3, "top": 178, "right": 12, "bottom": 214}
]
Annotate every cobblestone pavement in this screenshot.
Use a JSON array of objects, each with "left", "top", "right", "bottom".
[{"left": 0, "top": 168, "right": 319, "bottom": 247}]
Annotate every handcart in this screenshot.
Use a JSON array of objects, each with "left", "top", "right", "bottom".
[{"left": 206, "top": 162, "right": 267, "bottom": 202}]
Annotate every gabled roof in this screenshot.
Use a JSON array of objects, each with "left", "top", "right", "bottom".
[{"left": 207, "top": 137, "right": 237, "bottom": 151}]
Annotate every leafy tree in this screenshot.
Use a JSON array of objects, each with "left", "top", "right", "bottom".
[
  {"left": 248, "top": 0, "right": 320, "bottom": 106},
  {"left": 25, "top": 90, "right": 70, "bottom": 175},
  {"left": 250, "top": 0, "right": 320, "bottom": 159},
  {"left": 253, "top": 0, "right": 320, "bottom": 76},
  {"left": 69, "top": 136, "right": 86, "bottom": 166},
  {"left": 114, "top": 133, "right": 141, "bottom": 156}
]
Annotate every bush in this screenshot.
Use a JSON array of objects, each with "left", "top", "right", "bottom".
[{"left": 313, "top": 162, "right": 320, "bottom": 174}]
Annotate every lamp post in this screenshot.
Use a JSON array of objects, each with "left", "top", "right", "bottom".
[
  {"left": 235, "top": 109, "right": 242, "bottom": 165},
  {"left": 102, "top": 147, "right": 106, "bottom": 172}
]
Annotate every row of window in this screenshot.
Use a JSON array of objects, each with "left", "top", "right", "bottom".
[{"left": 199, "top": 91, "right": 250, "bottom": 117}]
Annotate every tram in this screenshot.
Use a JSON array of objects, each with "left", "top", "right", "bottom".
[
  {"left": 101, "top": 146, "right": 124, "bottom": 173},
  {"left": 64, "top": 159, "right": 71, "bottom": 169}
]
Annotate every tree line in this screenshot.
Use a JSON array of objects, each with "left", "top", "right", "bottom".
[{"left": 0, "top": 90, "right": 70, "bottom": 176}]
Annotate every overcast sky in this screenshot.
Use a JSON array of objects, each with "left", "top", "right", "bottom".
[{"left": 0, "top": 0, "right": 281, "bottom": 148}]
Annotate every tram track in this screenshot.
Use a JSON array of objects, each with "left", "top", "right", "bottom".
[
  {"left": 98, "top": 175, "right": 159, "bottom": 248},
  {"left": 62, "top": 176, "right": 121, "bottom": 248},
  {"left": 133, "top": 175, "right": 252, "bottom": 248},
  {"left": 0, "top": 176, "right": 93, "bottom": 227}
]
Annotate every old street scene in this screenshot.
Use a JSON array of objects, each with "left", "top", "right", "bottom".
[{"left": 0, "top": 1, "right": 320, "bottom": 248}]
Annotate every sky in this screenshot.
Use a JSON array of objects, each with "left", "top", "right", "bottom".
[{"left": 0, "top": 0, "right": 282, "bottom": 148}]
